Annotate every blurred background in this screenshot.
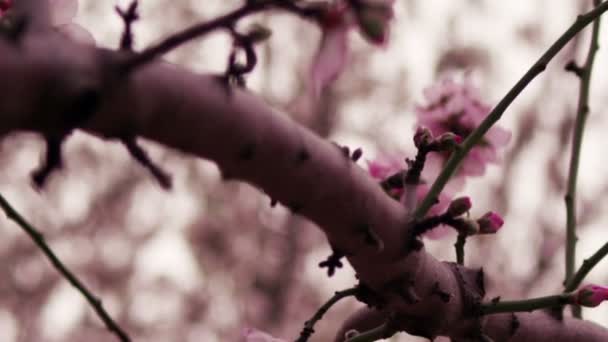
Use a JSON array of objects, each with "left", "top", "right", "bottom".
[{"left": 1, "top": 0, "right": 608, "bottom": 341}]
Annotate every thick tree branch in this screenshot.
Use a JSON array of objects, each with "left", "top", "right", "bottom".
[{"left": 1, "top": 20, "right": 608, "bottom": 342}]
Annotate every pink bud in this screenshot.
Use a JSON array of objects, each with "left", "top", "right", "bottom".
[
  {"left": 435, "top": 132, "right": 462, "bottom": 150},
  {"left": 413, "top": 127, "right": 433, "bottom": 148},
  {"left": 447, "top": 197, "right": 472, "bottom": 217},
  {"left": 574, "top": 284, "right": 608, "bottom": 308},
  {"left": 477, "top": 211, "right": 504, "bottom": 234}
]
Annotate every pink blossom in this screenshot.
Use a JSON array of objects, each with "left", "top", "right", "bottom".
[
  {"left": 446, "top": 196, "right": 472, "bottom": 217},
  {"left": 242, "top": 328, "right": 286, "bottom": 342},
  {"left": 574, "top": 284, "right": 608, "bottom": 308},
  {"left": 476, "top": 211, "right": 504, "bottom": 234},
  {"left": 310, "top": 0, "right": 394, "bottom": 97},
  {"left": 415, "top": 77, "right": 511, "bottom": 178}
]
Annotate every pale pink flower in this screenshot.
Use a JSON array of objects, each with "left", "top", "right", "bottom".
[
  {"left": 476, "top": 211, "right": 504, "bottom": 234},
  {"left": 242, "top": 328, "right": 286, "bottom": 342},
  {"left": 310, "top": 0, "right": 394, "bottom": 97},
  {"left": 415, "top": 77, "right": 511, "bottom": 178},
  {"left": 574, "top": 284, "right": 608, "bottom": 308}
]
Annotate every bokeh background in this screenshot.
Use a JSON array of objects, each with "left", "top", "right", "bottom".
[{"left": 1, "top": 0, "right": 608, "bottom": 341}]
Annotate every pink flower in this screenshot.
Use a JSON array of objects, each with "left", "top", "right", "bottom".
[
  {"left": 574, "top": 284, "right": 608, "bottom": 308},
  {"left": 476, "top": 211, "right": 504, "bottom": 234},
  {"left": 415, "top": 77, "right": 511, "bottom": 178},
  {"left": 242, "top": 328, "right": 286, "bottom": 342},
  {"left": 310, "top": 0, "right": 394, "bottom": 97}
]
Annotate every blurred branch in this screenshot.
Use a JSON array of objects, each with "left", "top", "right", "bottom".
[
  {"left": 414, "top": 0, "right": 608, "bottom": 219},
  {"left": 0, "top": 193, "right": 131, "bottom": 342},
  {"left": 296, "top": 287, "right": 359, "bottom": 342},
  {"left": 563, "top": 1, "right": 603, "bottom": 316},
  {"left": 121, "top": 0, "right": 320, "bottom": 72}
]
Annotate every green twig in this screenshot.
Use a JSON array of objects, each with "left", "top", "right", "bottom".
[
  {"left": 565, "top": 241, "right": 608, "bottom": 293},
  {"left": 479, "top": 293, "right": 573, "bottom": 315},
  {"left": 0, "top": 193, "right": 131, "bottom": 342},
  {"left": 564, "top": 0, "right": 603, "bottom": 320},
  {"left": 413, "top": 1, "right": 608, "bottom": 220},
  {"left": 296, "top": 287, "right": 359, "bottom": 342}
]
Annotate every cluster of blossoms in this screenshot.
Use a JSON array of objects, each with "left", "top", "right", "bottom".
[
  {"left": 367, "top": 76, "right": 510, "bottom": 236},
  {"left": 415, "top": 77, "right": 511, "bottom": 178}
]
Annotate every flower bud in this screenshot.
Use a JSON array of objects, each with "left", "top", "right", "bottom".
[
  {"left": 451, "top": 217, "right": 479, "bottom": 236},
  {"left": 574, "top": 284, "right": 608, "bottom": 308},
  {"left": 477, "top": 211, "right": 504, "bottom": 234},
  {"left": 413, "top": 127, "right": 433, "bottom": 148},
  {"left": 447, "top": 197, "right": 472, "bottom": 217},
  {"left": 355, "top": 2, "right": 393, "bottom": 45},
  {"left": 435, "top": 132, "right": 463, "bottom": 151}
]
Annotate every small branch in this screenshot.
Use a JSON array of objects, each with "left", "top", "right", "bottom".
[
  {"left": 455, "top": 233, "right": 467, "bottom": 265},
  {"left": 564, "top": 1, "right": 602, "bottom": 319},
  {"left": 479, "top": 293, "right": 573, "bottom": 315},
  {"left": 120, "top": 0, "right": 320, "bottom": 73},
  {"left": 116, "top": 0, "right": 139, "bottom": 51},
  {"left": 0, "top": 193, "right": 131, "bottom": 342},
  {"left": 565, "top": 241, "right": 608, "bottom": 292},
  {"left": 413, "top": 1, "right": 608, "bottom": 220},
  {"left": 345, "top": 322, "right": 393, "bottom": 342},
  {"left": 296, "top": 287, "right": 359, "bottom": 342}
]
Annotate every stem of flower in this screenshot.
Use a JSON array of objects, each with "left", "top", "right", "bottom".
[
  {"left": 296, "top": 287, "right": 359, "bottom": 342},
  {"left": 479, "top": 293, "right": 574, "bottom": 315},
  {"left": 563, "top": 0, "right": 603, "bottom": 319},
  {"left": 455, "top": 233, "right": 467, "bottom": 265},
  {"left": 413, "top": 1, "right": 608, "bottom": 220},
  {"left": 565, "top": 241, "right": 608, "bottom": 293}
]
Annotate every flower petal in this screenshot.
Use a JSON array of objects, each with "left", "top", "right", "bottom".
[{"left": 310, "top": 24, "right": 350, "bottom": 98}]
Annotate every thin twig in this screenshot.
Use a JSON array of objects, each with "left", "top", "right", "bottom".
[
  {"left": 0, "top": 193, "right": 131, "bottom": 342},
  {"left": 565, "top": 241, "right": 608, "bottom": 293},
  {"left": 563, "top": 1, "right": 603, "bottom": 319},
  {"left": 345, "top": 322, "right": 393, "bottom": 342},
  {"left": 479, "top": 293, "right": 573, "bottom": 315},
  {"left": 455, "top": 233, "right": 466, "bottom": 265},
  {"left": 120, "top": 0, "right": 319, "bottom": 73},
  {"left": 296, "top": 287, "right": 359, "bottom": 342},
  {"left": 413, "top": 1, "right": 608, "bottom": 220}
]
